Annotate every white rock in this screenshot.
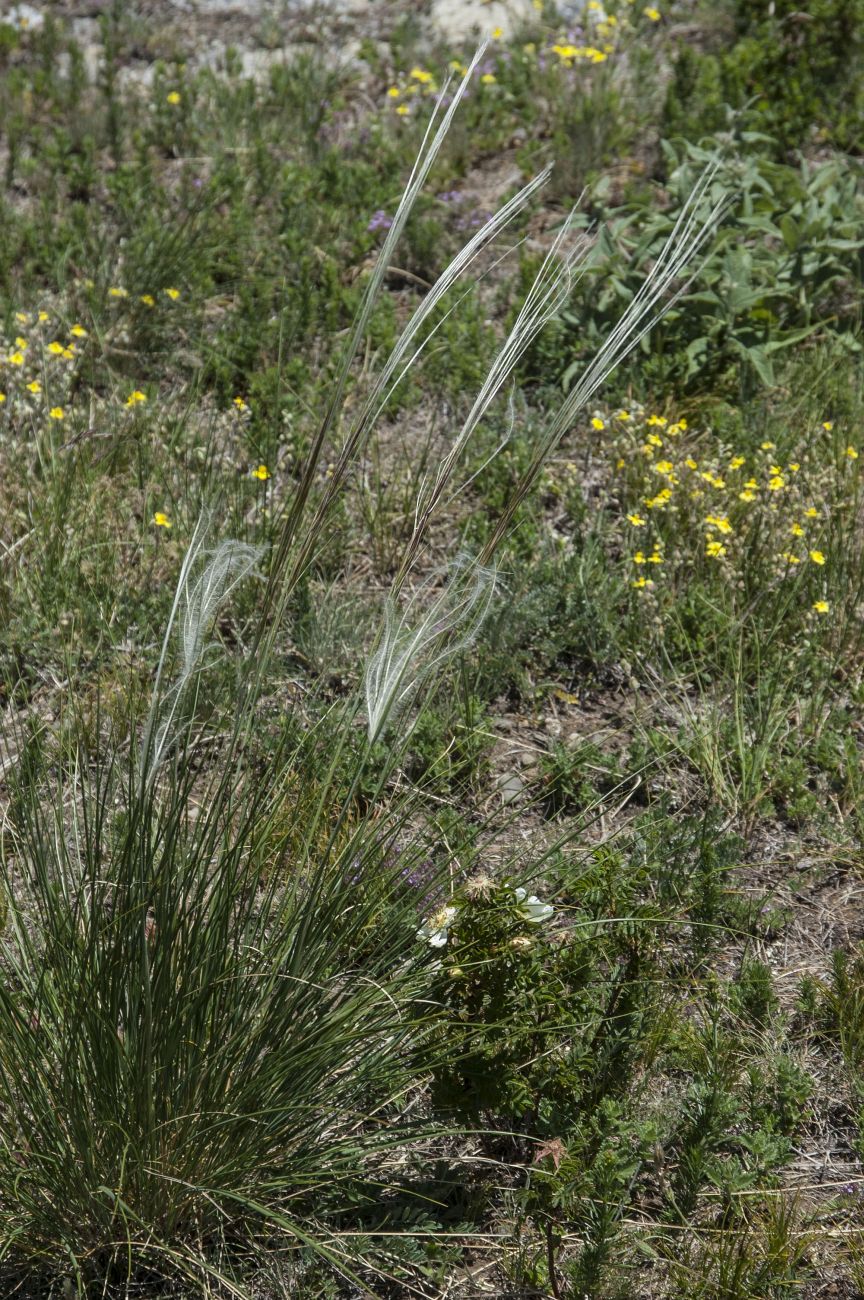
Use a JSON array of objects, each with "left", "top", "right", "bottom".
[{"left": 428, "top": 0, "right": 536, "bottom": 42}]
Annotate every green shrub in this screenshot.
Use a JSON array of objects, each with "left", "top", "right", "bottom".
[
  {"left": 553, "top": 142, "right": 864, "bottom": 399},
  {"left": 664, "top": 0, "right": 864, "bottom": 153}
]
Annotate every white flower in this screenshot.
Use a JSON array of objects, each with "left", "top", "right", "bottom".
[
  {"left": 417, "top": 904, "right": 457, "bottom": 948},
  {"left": 513, "top": 887, "right": 554, "bottom": 924}
]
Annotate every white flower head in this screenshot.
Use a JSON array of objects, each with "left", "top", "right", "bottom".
[
  {"left": 417, "top": 904, "right": 457, "bottom": 948},
  {"left": 513, "top": 886, "right": 554, "bottom": 924}
]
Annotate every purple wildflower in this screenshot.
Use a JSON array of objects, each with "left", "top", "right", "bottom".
[{"left": 368, "top": 209, "right": 394, "bottom": 233}]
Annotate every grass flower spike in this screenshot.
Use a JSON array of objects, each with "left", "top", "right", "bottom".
[{"left": 364, "top": 561, "right": 496, "bottom": 742}]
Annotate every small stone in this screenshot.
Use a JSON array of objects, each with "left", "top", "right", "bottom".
[{"left": 497, "top": 771, "right": 525, "bottom": 803}]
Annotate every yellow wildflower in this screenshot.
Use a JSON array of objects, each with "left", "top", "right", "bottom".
[
  {"left": 140, "top": 294, "right": 156, "bottom": 307},
  {"left": 165, "top": 287, "right": 181, "bottom": 300},
  {"left": 396, "top": 104, "right": 410, "bottom": 116},
  {"left": 706, "top": 540, "right": 726, "bottom": 558},
  {"left": 846, "top": 445, "right": 859, "bottom": 459},
  {"left": 616, "top": 409, "right": 632, "bottom": 421},
  {"left": 790, "top": 522, "right": 804, "bottom": 537},
  {"left": 233, "top": 396, "right": 248, "bottom": 411},
  {"left": 729, "top": 456, "right": 745, "bottom": 469},
  {"left": 632, "top": 552, "right": 646, "bottom": 565},
  {"left": 627, "top": 513, "right": 646, "bottom": 526},
  {"left": 768, "top": 475, "right": 785, "bottom": 491},
  {"left": 49, "top": 406, "right": 64, "bottom": 419},
  {"left": 409, "top": 67, "right": 433, "bottom": 84},
  {"left": 69, "top": 324, "right": 87, "bottom": 338},
  {"left": 822, "top": 421, "right": 833, "bottom": 431},
  {"left": 387, "top": 87, "right": 400, "bottom": 98},
  {"left": 252, "top": 464, "right": 270, "bottom": 480},
  {"left": 643, "top": 5, "right": 661, "bottom": 17},
  {"left": 166, "top": 91, "right": 181, "bottom": 105},
  {"left": 108, "top": 287, "right": 128, "bottom": 298},
  {"left": 125, "top": 390, "right": 147, "bottom": 407},
  {"left": 813, "top": 600, "right": 829, "bottom": 614},
  {"left": 26, "top": 380, "right": 41, "bottom": 393},
  {"left": 153, "top": 512, "right": 172, "bottom": 529},
  {"left": 480, "top": 73, "right": 497, "bottom": 83},
  {"left": 809, "top": 550, "right": 826, "bottom": 565},
  {"left": 760, "top": 441, "right": 776, "bottom": 450},
  {"left": 739, "top": 490, "right": 756, "bottom": 502},
  {"left": 8, "top": 351, "right": 24, "bottom": 366},
  {"left": 804, "top": 506, "right": 818, "bottom": 518},
  {"left": 591, "top": 417, "right": 605, "bottom": 431}
]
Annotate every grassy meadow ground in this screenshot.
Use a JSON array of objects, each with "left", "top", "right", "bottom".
[{"left": 2, "top": 0, "right": 864, "bottom": 1296}]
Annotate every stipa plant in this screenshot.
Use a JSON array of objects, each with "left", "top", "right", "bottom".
[
  {"left": 141, "top": 519, "right": 264, "bottom": 782},
  {"left": 364, "top": 559, "right": 496, "bottom": 744},
  {"left": 0, "top": 46, "right": 721, "bottom": 1297}
]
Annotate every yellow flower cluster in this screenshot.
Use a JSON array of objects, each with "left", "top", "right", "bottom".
[
  {"left": 550, "top": 40, "right": 611, "bottom": 64},
  {"left": 0, "top": 312, "right": 83, "bottom": 412},
  {"left": 383, "top": 0, "right": 658, "bottom": 113},
  {"left": 0, "top": 292, "right": 183, "bottom": 424},
  {"left": 584, "top": 405, "right": 850, "bottom": 617},
  {"left": 548, "top": 0, "right": 627, "bottom": 64},
  {"left": 107, "top": 286, "right": 180, "bottom": 304},
  {"left": 385, "top": 65, "right": 441, "bottom": 116}
]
